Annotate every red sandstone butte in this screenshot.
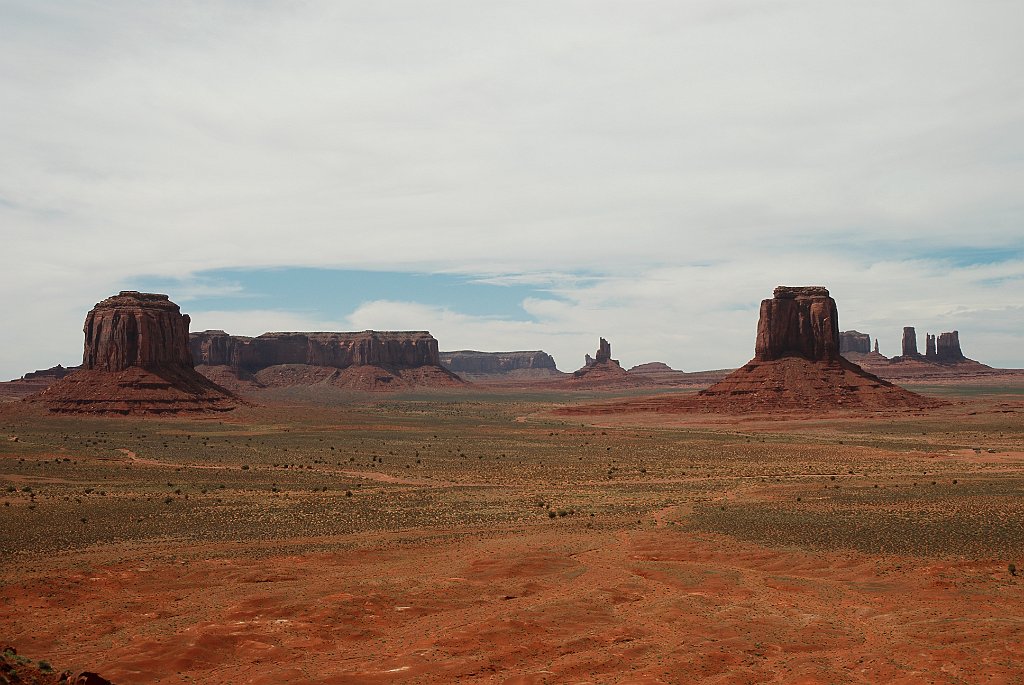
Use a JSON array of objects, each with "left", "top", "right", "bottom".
[
  {"left": 29, "top": 292, "right": 237, "bottom": 414},
  {"left": 560, "top": 286, "right": 938, "bottom": 415},
  {"left": 697, "top": 286, "right": 935, "bottom": 411},
  {"left": 567, "top": 338, "right": 636, "bottom": 386}
]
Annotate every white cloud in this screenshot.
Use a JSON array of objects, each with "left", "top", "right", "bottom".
[{"left": 1, "top": 0, "right": 1023, "bottom": 378}]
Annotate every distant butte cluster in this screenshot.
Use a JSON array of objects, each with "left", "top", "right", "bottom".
[{"left": 7, "top": 282, "right": 1011, "bottom": 412}]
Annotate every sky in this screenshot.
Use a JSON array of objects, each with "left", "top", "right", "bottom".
[{"left": 2, "top": 0, "right": 1023, "bottom": 380}]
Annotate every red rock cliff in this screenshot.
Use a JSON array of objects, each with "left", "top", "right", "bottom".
[
  {"left": 190, "top": 330, "right": 443, "bottom": 372},
  {"left": 84, "top": 292, "right": 194, "bottom": 371},
  {"left": 31, "top": 292, "right": 236, "bottom": 413},
  {"left": 754, "top": 286, "right": 840, "bottom": 362}
]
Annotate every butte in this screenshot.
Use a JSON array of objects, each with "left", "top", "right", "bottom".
[
  {"left": 696, "top": 286, "right": 935, "bottom": 411},
  {"left": 558, "top": 286, "right": 937, "bottom": 416},
  {"left": 29, "top": 291, "right": 238, "bottom": 414}
]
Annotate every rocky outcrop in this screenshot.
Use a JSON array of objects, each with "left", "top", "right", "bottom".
[
  {"left": 1, "top": 646, "right": 114, "bottom": 684},
  {"left": 936, "top": 331, "right": 967, "bottom": 363},
  {"left": 29, "top": 292, "right": 237, "bottom": 414},
  {"left": 567, "top": 338, "right": 634, "bottom": 386},
  {"left": 628, "top": 362, "right": 676, "bottom": 373},
  {"left": 839, "top": 330, "right": 871, "bottom": 355},
  {"left": 439, "top": 350, "right": 558, "bottom": 375},
  {"left": 901, "top": 327, "right": 920, "bottom": 357},
  {"left": 189, "top": 329, "right": 463, "bottom": 392},
  {"left": 190, "top": 330, "right": 442, "bottom": 370},
  {"left": 754, "top": 286, "right": 840, "bottom": 362},
  {"left": 889, "top": 327, "right": 976, "bottom": 368},
  {"left": 82, "top": 292, "right": 194, "bottom": 371},
  {"left": 695, "top": 286, "right": 936, "bottom": 411},
  {"left": 21, "top": 365, "right": 78, "bottom": 381}
]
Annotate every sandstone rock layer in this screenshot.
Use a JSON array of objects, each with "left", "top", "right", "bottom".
[
  {"left": 560, "top": 287, "right": 939, "bottom": 414},
  {"left": 439, "top": 350, "right": 560, "bottom": 380},
  {"left": 30, "top": 292, "right": 237, "bottom": 414},
  {"left": 839, "top": 331, "right": 871, "bottom": 355},
  {"left": 697, "top": 286, "right": 934, "bottom": 411},
  {"left": 755, "top": 286, "right": 840, "bottom": 362},
  {"left": 570, "top": 338, "right": 632, "bottom": 386},
  {"left": 190, "top": 330, "right": 463, "bottom": 392}
]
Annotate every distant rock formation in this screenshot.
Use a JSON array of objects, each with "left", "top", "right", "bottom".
[
  {"left": 889, "top": 327, "right": 975, "bottom": 367},
  {"left": 902, "top": 326, "right": 920, "bottom": 357},
  {"left": 754, "top": 286, "right": 840, "bottom": 362},
  {"left": 189, "top": 329, "right": 463, "bottom": 391},
  {"left": 190, "top": 330, "right": 442, "bottom": 370},
  {"left": 839, "top": 330, "right": 871, "bottom": 355},
  {"left": 21, "top": 364, "right": 78, "bottom": 381},
  {"left": 936, "top": 331, "right": 967, "bottom": 363},
  {"left": 697, "top": 286, "right": 934, "bottom": 411},
  {"left": 628, "top": 362, "right": 677, "bottom": 373},
  {"left": 873, "top": 338, "right": 880, "bottom": 354},
  {"left": 568, "top": 338, "right": 632, "bottom": 385},
  {"left": 30, "top": 292, "right": 237, "bottom": 414},
  {"left": 438, "top": 350, "right": 562, "bottom": 382}
]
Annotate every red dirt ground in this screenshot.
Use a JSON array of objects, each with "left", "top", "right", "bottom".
[{"left": 4, "top": 525, "right": 1022, "bottom": 685}]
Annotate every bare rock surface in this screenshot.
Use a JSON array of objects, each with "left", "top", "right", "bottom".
[
  {"left": 28, "top": 292, "right": 236, "bottom": 414},
  {"left": 439, "top": 350, "right": 563, "bottom": 382},
  {"left": 839, "top": 330, "right": 871, "bottom": 355},
  {"left": 190, "top": 330, "right": 463, "bottom": 392},
  {"left": 755, "top": 286, "right": 840, "bottom": 363},
  {"left": 568, "top": 338, "right": 633, "bottom": 386},
  {"left": 699, "top": 286, "right": 934, "bottom": 411},
  {"left": 562, "top": 286, "right": 938, "bottom": 414}
]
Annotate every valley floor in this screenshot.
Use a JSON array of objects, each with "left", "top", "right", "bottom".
[{"left": 2, "top": 386, "right": 1023, "bottom": 683}]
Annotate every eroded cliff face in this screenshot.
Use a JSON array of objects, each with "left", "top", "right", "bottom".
[
  {"left": 31, "top": 292, "right": 237, "bottom": 414},
  {"left": 188, "top": 329, "right": 462, "bottom": 391},
  {"left": 902, "top": 327, "right": 920, "bottom": 357},
  {"left": 839, "top": 330, "right": 871, "bottom": 355},
  {"left": 439, "top": 350, "right": 558, "bottom": 375},
  {"left": 84, "top": 292, "right": 194, "bottom": 371},
  {"left": 754, "top": 286, "right": 840, "bottom": 363},
  {"left": 698, "top": 285, "right": 933, "bottom": 411},
  {"left": 190, "top": 331, "right": 442, "bottom": 372},
  {"left": 936, "top": 331, "right": 966, "bottom": 363}
]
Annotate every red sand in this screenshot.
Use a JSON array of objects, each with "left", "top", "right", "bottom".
[{"left": 3, "top": 526, "right": 1021, "bottom": 684}]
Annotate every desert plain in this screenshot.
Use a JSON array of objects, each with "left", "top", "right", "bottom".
[{"left": 2, "top": 383, "right": 1023, "bottom": 684}]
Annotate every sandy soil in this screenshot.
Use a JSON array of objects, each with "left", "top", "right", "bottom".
[{"left": 2, "top": 386, "right": 1024, "bottom": 683}]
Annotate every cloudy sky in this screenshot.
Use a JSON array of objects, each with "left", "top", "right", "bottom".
[{"left": 2, "top": 0, "right": 1023, "bottom": 380}]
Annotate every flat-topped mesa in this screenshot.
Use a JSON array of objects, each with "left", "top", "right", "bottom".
[
  {"left": 936, "top": 331, "right": 966, "bottom": 363},
  {"left": 84, "top": 291, "right": 194, "bottom": 371},
  {"left": 30, "top": 292, "right": 237, "bottom": 414},
  {"left": 839, "top": 330, "right": 871, "bottom": 355},
  {"left": 439, "top": 350, "right": 558, "bottom": 375},
  {"left": 188, "top": 329, "right": 462, "bottom": 391},
  {"left": 190, "top": 330, "right": 441, "bottom": 371},
  {"left": 902, "top": 327, "right": 920, "bottom": 357},
  {"left": 754, "top": 286, "right": 840, "bottom": 363}
]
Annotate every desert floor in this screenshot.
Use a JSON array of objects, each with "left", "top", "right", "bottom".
[{"left": 2, "top": 384, "right": 1024, "bottom": 684}]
